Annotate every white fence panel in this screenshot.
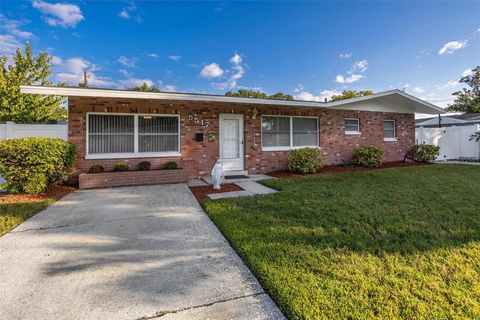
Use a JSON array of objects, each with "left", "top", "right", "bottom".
[
  {"left": 0, "top": 121, "right": 67, "bottom": 141},
  {"left": 415, "top": 125, "right": 480, "bottom": 161}
]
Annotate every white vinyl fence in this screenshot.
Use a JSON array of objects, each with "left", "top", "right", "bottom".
[
  {"left": 0, "top": 121, "right": 68, "bottom": 184},
  {"left": 415, "top": 125, "right": 480, "bottom": 161},
  {"left": 0, "top": 121, "right": 67, "bottom": 141}
]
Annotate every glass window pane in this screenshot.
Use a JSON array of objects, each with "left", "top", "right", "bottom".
[
  {"left": 384, "top": 121, "right": 395, "bottom": 138},
  {"left": 88, "top": 114, "right": 135, "bottom": 154},
  {"left": 292, "top": 118, "right": 318, "bottom": 146},
  {"left": 138, "top": 115, "right": 179, "bottom": 153},
  {"left": 262, "top": 116, "right": 291, "bottom": 147},
  {"left": 139, "top": 116, "right": 178, "bottom": 133},
  {"left": 345, "top": 119, "right": 359, "bottom": 132},
  {"left": 138, "top": 135, "right": 178, "bottom": 152}
]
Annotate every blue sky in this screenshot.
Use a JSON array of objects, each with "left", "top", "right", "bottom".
[{"left": 1, "top": 1, "right": 479, "bottom": 110}]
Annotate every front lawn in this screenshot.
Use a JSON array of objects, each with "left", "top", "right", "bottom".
[
  {"left": 0, "top": 186, "right": 74, "bottom": 236},
  {"left": 204, "top": 165, "right": 480, "bottom": 319}
]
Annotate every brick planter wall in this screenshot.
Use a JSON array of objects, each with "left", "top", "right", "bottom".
[{"left": 79, "top": 168, "right": 188, "bottom": 189}]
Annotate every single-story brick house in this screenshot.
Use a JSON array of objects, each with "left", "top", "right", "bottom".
[{"left": 21, "top": 86, "right": 444, "bottom": 188}]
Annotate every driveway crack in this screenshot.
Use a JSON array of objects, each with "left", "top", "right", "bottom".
[
  {"left": 135, "top": 292, "right": 266, "bottom": 319},
  {"left": 11, "top": 215, "right": 158, "bottom": 234}
]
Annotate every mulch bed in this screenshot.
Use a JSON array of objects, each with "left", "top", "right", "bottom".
[
  {"left": 0, "top": 185, "right": 76, "bottom": 204},
  {"left": 189, "top": 183, "right": 244, "bottom": 202},
  {"left": 267, "top": 161, "right": 429, "bottom": 179}
]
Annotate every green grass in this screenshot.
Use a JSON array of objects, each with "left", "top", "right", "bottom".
[
  {"left": 0, "top": 198, "right": 55, "bottom": 236},
  {"left": 203, "top": 165, "right": 480, "bottom": 320}
]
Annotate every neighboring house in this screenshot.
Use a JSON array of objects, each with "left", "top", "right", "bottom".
[
  {"left": 21, "top": 86, "right": 443, "bottom": 187},
  {"left": 415, "top": 113, "right": 480, "bottom": 128}
]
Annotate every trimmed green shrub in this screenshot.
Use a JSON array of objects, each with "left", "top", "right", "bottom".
[
  {"left": 352, "top": 146, "right": 384, "bottom": 168},
  {"left": 24, "top": 173, "right": 48, "bottom": 195},
  {"left": 88, "top": 165, "right": 104, "bottom": 173},
  {"left": 164, "top": 161, "right": 178, "bottom": 170},
  {"left": 137, "top": 161, "right": 151, "bottom": 171},
  {"left": 288, "top": 147, "right": 324, "bottom": 174},
  {"left": 411, "top": 144, "right": 440, "bottom": 162},
  {"left": 0, "top": 137, "right": 76, "bottom": 194},
  {"left": 113, "top": 162, "right": 129, "bottom": 172}
]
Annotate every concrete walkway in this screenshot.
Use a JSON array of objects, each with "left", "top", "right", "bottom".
[
  {"left": 208, "top": 181, "right": 277, "bottom": 200},
  {"left": 0, "top": 184, "right": 284, "bottom": 320}
]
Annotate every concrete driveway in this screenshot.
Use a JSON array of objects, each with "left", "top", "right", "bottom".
[{"left": 0, "top": 184, "right": 284, "bottom": 320}]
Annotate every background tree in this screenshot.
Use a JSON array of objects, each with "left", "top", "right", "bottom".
[
  {"left": 0, "top": 43, "right": 67, "bottom": 123},
  {"left": 446, "top": 66, "right": 480, "bottom": 113},
  {"left": 330, "top": 90, "right": 374, "bottom": 102},
  {"left": 128, "top": 82, "right": 160, "bottom": 92},
  {"left": 226, "top": 89, "right": 293, "bottom": 100}
]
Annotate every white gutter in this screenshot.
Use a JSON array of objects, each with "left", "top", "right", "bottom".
[{"left": 20, "top": 85, "right": 445, "bottom": 114}]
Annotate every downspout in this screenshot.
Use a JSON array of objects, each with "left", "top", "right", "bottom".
[{"left": 438, "top": 114, "right": 442, "bottom": 128}]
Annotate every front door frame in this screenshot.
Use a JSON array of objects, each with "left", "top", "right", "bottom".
[{"left": 219, "top": 113, "right": 244, "bottom": 171}]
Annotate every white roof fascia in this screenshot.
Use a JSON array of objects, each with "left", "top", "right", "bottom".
[{"left": 20, "top": 85, "right": 445, "bottom": 114}]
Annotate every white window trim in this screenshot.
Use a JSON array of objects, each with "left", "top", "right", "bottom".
[
  {"left": 85, "top": 112, "right": 181, "bottom": 160},
  {"left": 383, "top": 120, "right": 397, "bottom": 142},
  {"left": 345, "top": 118, "right": 361, "bottom": 135},
  {"left": 261, "top": 115, "right": 319, "bottom": 151}
]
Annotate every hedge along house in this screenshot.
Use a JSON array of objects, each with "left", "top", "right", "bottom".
[{"left": 20, "top": 86, "right": 444, "bottom": 189}]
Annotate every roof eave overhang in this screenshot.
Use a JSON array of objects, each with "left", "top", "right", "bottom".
[{"left": 20, "top": 85, "right": 445, "bottom": 114}]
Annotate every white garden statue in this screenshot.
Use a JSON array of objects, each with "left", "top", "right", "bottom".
[{"left": 211, "top": 159, "right": 225, "bottom": 190}]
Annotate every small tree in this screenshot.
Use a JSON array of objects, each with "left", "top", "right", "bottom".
[
  {"left": 0, "top": 43, "right": 67, "bottom": 123},
  {"left": 446, "top": 66, "right": 480, "bottom": 113},
  {"left": 330, "top": 90, "right": 374, "bottom": 102},
  {"left": 128, "top": 82, "right": 160, "bottom": 92},
  {"left": 226, "top": 89, "right": 293, "bottom": 100}
]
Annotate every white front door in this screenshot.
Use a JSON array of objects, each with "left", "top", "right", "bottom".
[{"left": 219, "top": 114, "right": 244, "bottom": 171}]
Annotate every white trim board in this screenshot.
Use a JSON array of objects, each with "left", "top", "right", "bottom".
[{"left": 20, "top": 85, "right": 445, "bottom": 114}]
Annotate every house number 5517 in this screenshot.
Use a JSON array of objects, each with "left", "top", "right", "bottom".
[{"left": 187, "top": 114, "right": 209, "bottom": 128}]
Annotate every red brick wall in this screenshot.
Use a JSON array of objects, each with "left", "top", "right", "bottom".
[{"left": 68, "top": 97, "right": 415, "bottom": 181}]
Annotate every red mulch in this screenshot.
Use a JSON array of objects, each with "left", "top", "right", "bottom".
[
  {"left": 267, "top": 161, "right": 429, "bottom": 179},
  {"left": 0, "top": 185, "right": 76, "bottom": 204},
  {"left": 189, "top": 183, "right": 244, "bottom": 202}
]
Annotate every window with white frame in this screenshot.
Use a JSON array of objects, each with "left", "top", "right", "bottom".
[
  {"left": 345, "top": 118, "right": 360, "bottom": 134},
  {"left": 87, "top": 114, "right": 180, "bottom": 157},
  {"left": 262, "top": 116, "right": 318, "bottom": 150},
  {"left": 383, "top": 120, "right": 396, "bottom": 140}
]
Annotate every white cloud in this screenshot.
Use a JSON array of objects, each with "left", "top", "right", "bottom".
[
  {"left": 118, "top": 69, "right": 132, "bottom": 77},
  {"left": 438, "top": 40, "right": 468, "bottom": 55},
  {"left": 475, "top": 28, "right": 480, "bottom": 34},
  {"left": 118, "top": 1, "right": 141, "bottom": 22},
  {"left": 32, "top": 1, "right": 84, "bottom": 28},
  {"left": 0, "top": 14, "right": 35, "bottom": 39},
  {"left": 211, "top": 53, "right": 245, "bottom": 89},
  {"left": 53, "top": 57, "right": 115, "bottom": 87},
  {"left": 462, "top": 68, "right": 473, "bottom": 77},
  {"left": 117, "top": 56, "right": 137, "bottom": 68},
  {"left": 119, "top": 10, "right": 130, "bottom": 19},
  {"left": 118, "top": 78, "right": 153, "bottom": 88},
  {"left": 229, "top": 53, "right": 242, "bottom": 64},
  {"left": 200, "top": 63, "right": 224, "bottom": 78},
  {"left": 412, "top": 86, "right": 426, "bottom": 94},
  {"left": 437, "top": 80, "right": 460, "bottom": 90},
  {"left": 0, "top": 34, "right": 22, "bottom": 55},
  {"left": 293, "top": 85, "right": 341, "bottom": 102},
  {"left": 168, "top": 55, "right": 181, "bottom": 61},
  {"left": 147, "top": 53, "right": 158, "bottom": 58},
  {"left": 50, "top": 55, "right": 63, "bottom": 65},
  {"left": 339, "top": 52, "right": 352, "bottom": 59},
  {"left": 335, "top": 74, "right": 364, "bottom": 84},
  {"left": 162, "top": 85, "right": 176, "bottom": 92},
  {"left": 352, "top": 60, "right": 368, "bottom": 72}
]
